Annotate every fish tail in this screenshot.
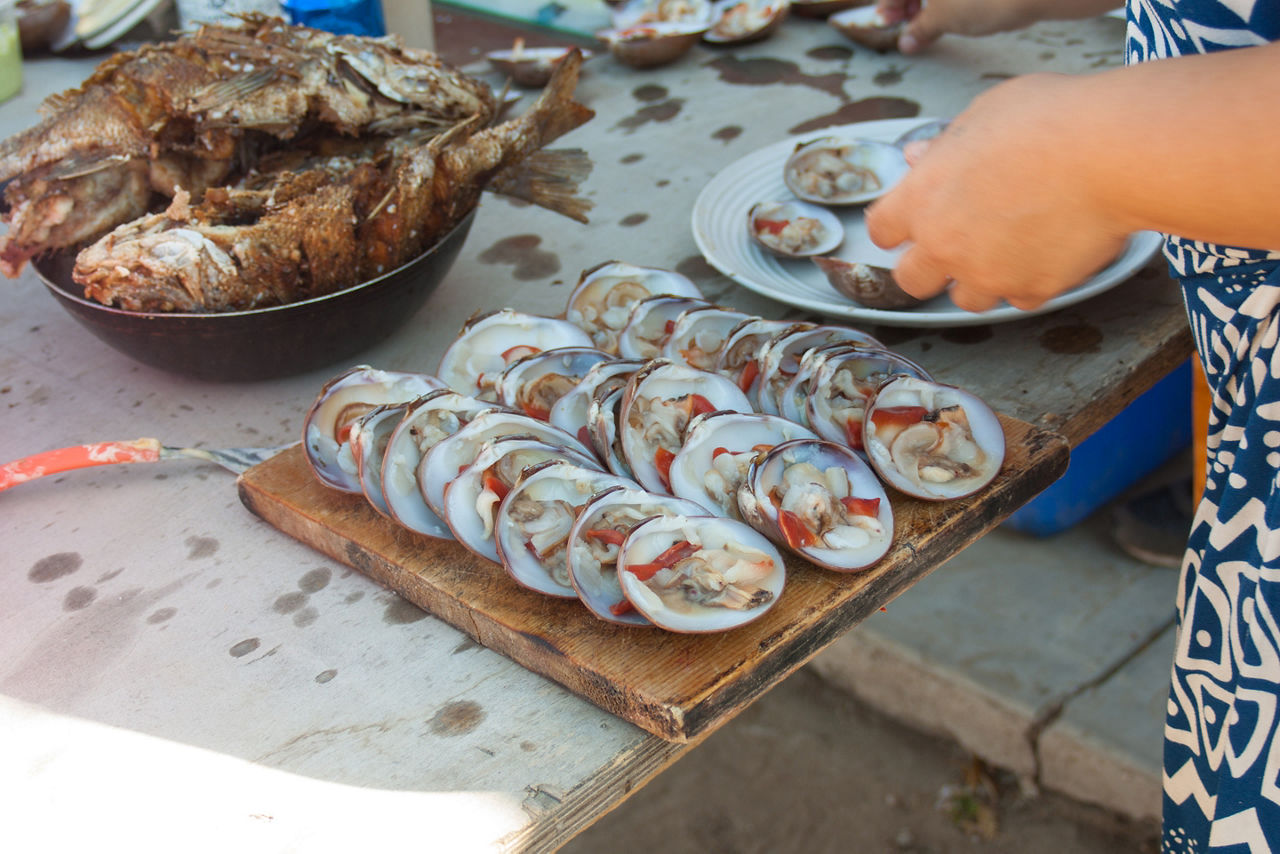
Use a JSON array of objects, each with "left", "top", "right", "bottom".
[{"left": 486, "top": 147, "right": 594, "bottom": 223}]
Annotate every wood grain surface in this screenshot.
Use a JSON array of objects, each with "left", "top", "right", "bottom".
[{"left": 238, "top": 416, "right": 1068, "bottom": 742}]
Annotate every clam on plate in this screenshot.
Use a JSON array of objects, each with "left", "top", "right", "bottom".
[{"left": 691, "top": 117, "right": 1163, "bottom": 328}]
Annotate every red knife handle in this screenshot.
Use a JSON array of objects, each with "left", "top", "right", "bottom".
[{"left": 0, "top": 439, "right": 163, "bottom": 492}]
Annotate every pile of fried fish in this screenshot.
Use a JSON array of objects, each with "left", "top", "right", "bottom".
[{"left": 0, "top": 15, "right": 594, "bottom": 312}]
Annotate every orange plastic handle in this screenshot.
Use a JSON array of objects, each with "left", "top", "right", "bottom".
[{"left": 0, "top": 439, "right": 163, "bottom": 492}]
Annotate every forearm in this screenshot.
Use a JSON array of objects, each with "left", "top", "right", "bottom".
[{"left": 1064, "top": 42, "right": 1280, "bottom": 251}]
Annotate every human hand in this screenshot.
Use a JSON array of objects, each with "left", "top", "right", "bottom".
[{"left": 865, "top": 73, "right": 1132, "bottom": 313}]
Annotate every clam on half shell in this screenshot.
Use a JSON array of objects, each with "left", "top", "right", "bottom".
[
  {"left": 668, "top": 410, "right": 819, "bottom": 519},
  {"left": 618, "top": 359, "right": 754, "bottom": 494},
  {"left": 437, "top": 309, "right": 593, "bottom": 401},
  {"left": 782, "top": 136, "right": 909, "bottom": 205},
  {"left": 862, "top": 376, "right": 1005, "bottom": 500},
  {"left": 567, "top": 485, "right": 708, "bottom": 625},
  {"left": 813, "top": 257, "right": 924, "bottom": 310},
  {"left": 493, "top": 460, "right": 632, "bottom": 598},
  {"left": 302, "top": 366, "right": 445, "bottom": 493},
  {"left": 703, "top": 0, "right": 790, "bottom": 44},
  {"left": 616, "top": 513, "right": 787, "bottom": 632},
  {"left": 565, "top": 261, "right": 703, "bottom": 354},
  {"left": 748, "top": 200, "right": 844, "bottom": 259},
  {"left": 828, "top": 5, "right": 905, "bottom": 52},
  {"left": 739, "top": 438, "right": 894, "bottom": 572}
]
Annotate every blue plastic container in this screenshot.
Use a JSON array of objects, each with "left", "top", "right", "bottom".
[
  {"left": 1003, "top": 358, "right": 1193, "bottom": 536},
  {"left": 283, "top": 0, "right": 385, "bottom": 36}
]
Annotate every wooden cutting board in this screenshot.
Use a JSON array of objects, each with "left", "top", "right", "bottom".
[{"left": 238, "top": 415, "right": 1068, "bottom": 743}]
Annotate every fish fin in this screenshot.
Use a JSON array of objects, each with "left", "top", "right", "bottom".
[
  {"left": 486, "top": 148, "right": 593, "bottom": 224},
  {"left": 527, "top": 49, "right": 594, "bottom": 146},
  {"left": 184, "top": 69, "right": 279, "bottom": 114}
]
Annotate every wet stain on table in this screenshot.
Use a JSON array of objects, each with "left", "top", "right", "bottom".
[
  {"left": 713, "top": 125, "right": 743, "bottom": 144},
  {"left": 941, "top": 326, "right": 995, "bottom": 345},
  {"left": 806, "top": 44, "right": 853, "bottom": 62},
  {"left": 429, "top": 700, "right": 485, "bottom": 736},
  {"left": 790, "top": 97, "right": 921, "bottom": 134},
  {"left": 29, "top": 552, "right": 82, "bottom": 583},
  {"left": 615, "top": 98, "right": 685, "bottom": 132},
  {"left": 706, "top": 56, "right": 848, "bottom": 99},
  {"left": 230, "top": 638, "right": 261, "bottom": 658},
  {"left": 1041, "top": 323, "right": 1103, "bottom": 355},
  {"left": 620, "top": 213, "right": 649, "bottom": 227},
  {"left": 185, "top": 535, "right": 219, "bottom": 560},
  {"left": 479, "top": 234, "right": 561, "bottom": 280}
]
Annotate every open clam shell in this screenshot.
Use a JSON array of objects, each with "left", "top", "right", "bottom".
[
  {"left": 302, "top": 365, "right": 445, "bottom": 493},
  {"left": 588, "top": 383, "right": 637, "bottom": 479},
  {"left": 597, "top": 21, "right": 710, "bottom": 68},
  {"left": 713, "top": 317, "right": 800, "bottom": 406},
  {"left": 777, "top": 341, "right": 864, "bottom": 426},
  {"left": 565, "top": 260, "right": 703, "bottom": 353},
  {"left": 496, "top": 346, "right": 614, "bottom": 421},
  {"left": 616, "top": 514, "right": 786, "bottom": 632},
  {"left": 668, "top": 410, "right": 819, "bottom": 518},
  {"left": 740, "top": 438, "right": 893, "bottom": 572},
  {"left": 755, "top": 323, "right": 883, "bottom": 416},
  {"left": 862, "top": 376, "right": 1005, "bottom": 500},
  {"left": 444, "top": 435, "right": 603, "bottom": 565},
  {"left": 487, "top": 43, "right": 593, "bottom": 88},
  {"left": 437, "top": 308, "right": 594, "bottom": 401},
  {"left": 894, "top": 118, "right": 951, "bottom": 149},
  {"left": 747, "top": 200, "right": 845, "bottom": 259},
  {"left": 805, "top": 347, "right": 932, "bottom": 450},
  {"left": 548, "top": 357, "right": 645, "bottom": 446},
  {"left": 349, "top": 402, "right": 412, "bottom": 518},
  {"left": 380, "top": 390, "right": 496, "bottom": 539},
  {"left": 782, "top": 137, "right": 909, "bottom": 205},
  {"left": 417, "top": 409, "right": 599, "bottom": 520},
  {"left": 567, "top": 485, "right": 708, "bottom": 625},
  {"left": 661, "top": 305, "right": 755, "bottom": 371},
  {"left": 813, "top": 257, "right": 924, "bottom": 310},
  {"left": 828, "top": 5, "right": 905, "bottom": 52},
  {"left": 493, "top": 460, "right": 632, "bottom": 598},
  {"left": 617, "top": 294, "right": 712, "bottom": 360},
  {"left": 618, "top": 360, "right": 754, "bottom": 494},
  {"left": 751, "top": 439, "right": 892, "bottom": 561},
  {"left": 704, "top": 0, "right": 790, "bottom": 44},
  {"left": 611, "top": 0, "right": 715, "bottom": 28}
]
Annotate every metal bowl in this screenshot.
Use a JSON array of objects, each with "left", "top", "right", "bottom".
[{"left": 33, "top": 209, "right": 476, "bottom": 383}]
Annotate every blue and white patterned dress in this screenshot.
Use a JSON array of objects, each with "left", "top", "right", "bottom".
[{"left": 1125, "top": 2, "right": 1280, "bottom": 850}]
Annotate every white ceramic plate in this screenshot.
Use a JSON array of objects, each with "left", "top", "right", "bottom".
[{"left": 691, "top": 117, "right": 1163, "bottom": 328}]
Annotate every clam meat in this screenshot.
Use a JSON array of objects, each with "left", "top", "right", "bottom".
[
  {"left": 496, "top": 346, "right": 614, "bottom": 420},
  {"left": 380, "top": 389, "right": 494, "bottom": 539},
  {"left": 661, "top": 305, "right": 755, "bottom": 372},
  {"left": 616, "top": 514, "right": 786, "bottom": 632},
  {"left": 782, "top": 137, "right": 908, "bottom": 205},
  {"left": 565, "top": 261, "right": 703, "bottom": 353},
  {"left": 740, "top": 438, "right": 892, "bottom": 571},
  {"left": 494, "top": 460, "right": 632, "bottom": 597},
  {"left": 619, "top": 360, "right": 753, "bottom": 494},
  {"left": 748, "top": 200, "right": 843, "bottom": 258},
  {"left": 567, "top": 485, "right": 708, "bottom": 625},
  {"left": 668, "top": 410, "right": 819, "bottom": 519},
  {"left": 756, "top": 323, "right": 882, "bottom": 416},
  {"left": 862, "top": 376, "right": 1005, "bottom": 500},
  {"left": 437, "top": 309, "right": 594, "bottom": 400},
  {"left": 704, "top": 0, "right": 790, "bottom": 44},
  {"left": 617, "top": 294, "right": 712, "bottom": 360},
  {"left": 548, "top": 357, "right": 645, "bottom": 448},
  {"left": 713, "top": 317, "right": 800, "bottom": 404},
  {"left": 302, "top": 366, "right": 445, "bottom": 493},
  {"left": 805, "top": 347, "right": 931, "bottom": 451},
  {"left": 418, "top": 409, "right": 599, "bottom": 520},
  {"left": 444, "top": 435, "right": 603, "bottom": 564}
]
